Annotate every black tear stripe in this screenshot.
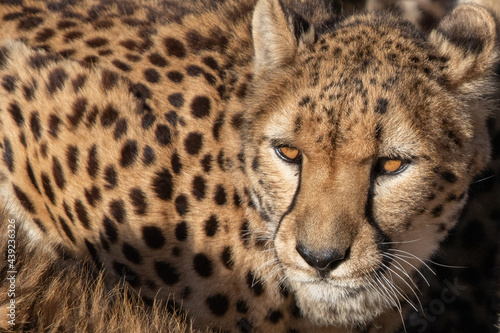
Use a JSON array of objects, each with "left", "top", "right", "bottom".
[
  {"left": 273, "top": 164, "right": 303, "bottom": 242},
  {"left": 364, "top": 170, "right": 392, "bottom": 273}
]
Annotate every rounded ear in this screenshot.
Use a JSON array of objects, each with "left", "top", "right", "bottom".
[
  {"left": 252, "top": 0, "right": 314, "bottom": 76},
  {"left": 429, "top": 4, "right": 498, "bottom": 89}
]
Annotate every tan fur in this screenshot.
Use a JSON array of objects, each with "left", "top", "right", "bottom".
[{"left": 0, "top": 0, "right": 497, "bottom": 332}]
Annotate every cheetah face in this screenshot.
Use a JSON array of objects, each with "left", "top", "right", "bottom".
[{"left": 244, "top": 0, "right": 497, "bottom": 326}]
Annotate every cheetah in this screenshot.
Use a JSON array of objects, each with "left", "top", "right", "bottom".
[{"left": 0, "top": 0, "right": 498, "bottom": 332}]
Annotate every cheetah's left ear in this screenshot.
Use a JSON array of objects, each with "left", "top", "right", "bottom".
[
  {"left": 429, "top": 4, "right": 498, "bottom": 89},
  {"left": 252, "top": 0, "right": 315, "bottom": 76}
]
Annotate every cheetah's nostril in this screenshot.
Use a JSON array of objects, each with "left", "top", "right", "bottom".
[{"left": 295, "top": 243, "right": 350, "bottom": 277}]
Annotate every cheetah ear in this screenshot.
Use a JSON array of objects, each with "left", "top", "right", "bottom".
[
  {"left": 429, "top": 4, "right": 498, "bottom": 89},
  {"left": 252, "top": 0, "right": 315, "bottom": 76}
]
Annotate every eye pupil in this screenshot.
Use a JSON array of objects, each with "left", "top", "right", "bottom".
[{"left": 383, "top": 159, "right": 403, "bottom": 173}]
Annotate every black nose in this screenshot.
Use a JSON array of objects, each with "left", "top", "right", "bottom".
[{"left": 296, "top": 243, "right": 348, "bottom": 277}]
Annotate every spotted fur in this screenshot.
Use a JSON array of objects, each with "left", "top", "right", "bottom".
[{"left": 0, "top": 0, "right": 498, "bottom": 332}]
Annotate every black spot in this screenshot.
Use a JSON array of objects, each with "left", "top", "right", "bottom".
[
  {"left": 375, "top": 98, "right": 389, "bottom": 114},
  {"left": 86, "top": 37, "right": 109, "bottom": 48},
  {"left": 213, "top": 113, "right": 224, "bottom": 141},
  {"left": 87, "top": 144, "right": 99, "bottom": 178},
  {"left": 3, "top": 138, "right": 14, "bottom": 172},
  {"left": 165, "top": 111, "right": 178, "bottom": 126},
  {"left": 68, "top": 97, "right": 88, "bottom": 127},
  {"left": 101, "top": 69, "right": 118, "bottom": 91},
  {"left": 142, "top": 146, "right": 155, "bottom": 166},
  {"left": 129, "top": 188, "right": 147, "bottom": 215},
  {"left": 184, "top": 132, "right": 203, "bottom": 155},
  {"left": 164, "top": 38, "right": 186, "bottom": 58},
  {"left": 204, "top": 214, "right": 219, "bottom": 237},
  {"left": 186, "top": 65, "right": 203, "bottom": 76},
  {"left": 26, "top": 160, "right": 41, "bottom": 193},
  {"left": 298, "top": 96, "right": 311, "bottom": 107},
  {"left": 431, "top": 205, "right": 444, "bottom": 217},
  {"left": 81, "top": 55, "right": 99, "bottom": 68},
  {"left": 441, "top": 171, "right": 457, "bottom": 183},
  {"left": 214, "top": 185, "right": 227, "bottom": 205},
  {"left": 236, "top": 300, "right": 249, "bottom": 314},
  {"left": 72, "top": 74, "right": 87, "bottom": 92},
  {"left": 112, "top": 59, "right": 132, "bottom": 72},
  {"left": 168, "top": 93, "right": 184, "bottom": 108},
  {"left": 201, "top": 154, "right": 213, "bottom": 173},
  {"left": 13, "top": 185, "right": 36, "bottom": 213},
  {"left": 101, "top": 105, "right": 119, "bottom": 128},
  {"left": 48, "top": 114, "right": 61, "bottom": 138},
  {"left": 60, "top": 217, "right": 75, "bottom": 243},
  {"left": 233, "top": 190, "right": 242, "bottom": 207},
  {"left": 152, "top": 168, "right": 173, "bottom": 201},
  {"left": 144, "top": 68, "right": 160, "bottom": 83},
  {"left": 252, "top": 157, "right": 259, "bottom": 171},
  {"left": 148, "top": 53, "right": 168, "bottom": 67},
  {"left": 23, "top": 84, "right": 35, "bottom": 101},
  {"left": 29, "top": 112, "right": 42, "bottom": 141},
  {"left": 246, "top": 271, "right": 264, "bottom": 296},
  {"left": 193, "top": 253, "right": 213, "bottom": 277},
  {"left": 0, "top": 46, "right": 9, "bottom": 69},
  {"left": 8, "top": 102, "right": 24, "bottom": 127},
  {"left": 52, "top": 157, "right": 66, "bottom": 189},
  {"left": 104, "top": 165, "right": 118, "bottom": 189},
  {"left": 129, "top": 83, "right": 151, "bottom": 100},
  {"left": 35, "top": 28, "right": 55, "bottom": 43},
  {"left": 123, "top": 243, "right": 142, "bottom": 264},
  {"left": 231, "top": 112, "right": 244, "bottom": 130},
  {"left": 100, "top": 233, "right": 110, "bottom": 251},
  {"left": 66, "top": 145, "right": 79, "bottom": 174},
  {"left": 155, "top": 261, "right": 179, "bottom": 285},
  {"left": 171, "top": 152, "right": 182, "bottom": 174},
  {"left": 85, "top": 239, "right": 101, "bottom": 266},
  {"left": 267, "top": 310, "right": 283, "bottom": 323},
  {"left": 120, "top": 39, "right": 138, "bottom": 51},
  {"left": 175, "top": 221, "right": 188, "bottom": 241},
  {"left": 109, "top": 200, "right": 126, "bottom": 223},
  {"left": 192, "top": 176, "right": 206, "bottom": 201},
  {"left": 202, "top": 56, "right": 219, "bottom": 70},
  {"left": 103, "top": 216, "right": 118, "bottom": 242},
  {"left": 141, "top": 113, "right": 156, "bottom": 130},
  {"left": 240, "top": 220, "right": 251, "bottom": 248},
  {"left": 84, "top": 185, "right": 101, "bottom": 207},
  {"left": 155, "top": 124, "right": 171, "bottom": 146},
  {"left": 142, "top": 226, "right": 166, "bottom": 249},
  {"left": 93, "top": 19, "right": 114, "bottom": 30},
  {"left": 74, "top": 199, "right": 91, "bottom": 229},
  {"left": 113, "top": 261, "right": 140, "bottom": 287},
  {"left": 191, "top": 96, "right": 211, "bottom": 118},
  {"left": 120, "top": 140, "right": 138, "bottom": 167},
  {"left": 18, "top": 16, "right": 44, "bottom": 31},
  {"left": 28, "top": 53, "right": 59, "bottom": 69},
  {"left": 62, "top": 201, "right": 75, "bottom": 223},
  {"left": 221, "top": 246, "right": 233, "bottom": 269},
  {"left": 2, "top": 75, "right": 17, "bottom": 92},
  {"left": 41, "top": 173, "right": 56, "bottom": 204},
  {"left": 113, "top": 118, "right": 128, "bottom": 140},
  {"left": 57, "top": 20, "right": 77, "bottom": 29},
  {"left": 175, "top": 195, "right": 189, "bottom": 216},
  {"left": 206, "top": 294, "right": 229, "bottom": 317},
  {"left": 167, "top": 71, "right": 183, "bottom": 83},
  {"left": 47, "top": 67, "right": 68, "bottom": 94}
]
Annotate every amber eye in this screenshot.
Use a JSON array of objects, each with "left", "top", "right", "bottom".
[
  {"left": 276, "top": 146, "right": 302, "bottom": 163},
  {"left": 378, "top": 158, "right": 408, "bottom": 174}
]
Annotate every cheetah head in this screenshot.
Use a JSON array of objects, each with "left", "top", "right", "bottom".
[{"left": 243, "top": 0, "right": 498, "bottom": 326}]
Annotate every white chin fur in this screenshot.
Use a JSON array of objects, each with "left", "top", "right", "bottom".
[{"left": 290, "top": 279, "right": 393, "bottom": 327}]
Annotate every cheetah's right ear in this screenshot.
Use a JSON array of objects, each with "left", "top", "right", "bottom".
[
  {"left": 252, "top": 0, "right": 315, "bottom": 76},
  {"left": 429, "top": 4, "right": 498, "bottom": 90}
]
